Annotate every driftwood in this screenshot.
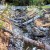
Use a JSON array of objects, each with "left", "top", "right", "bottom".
[{"left": 1, "top": 27, "right": 50, "bottom": 50}]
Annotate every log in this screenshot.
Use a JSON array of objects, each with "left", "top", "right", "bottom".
[{"left": 1, "top": 27, "right": 50, "bottom": 50}]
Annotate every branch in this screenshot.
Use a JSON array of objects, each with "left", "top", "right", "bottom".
[
  {"left": 1, "top": 27, "right": 13, "bottom": 35},
  {"left": 1, "top": 27, "right": 50, "bottom": 50}
]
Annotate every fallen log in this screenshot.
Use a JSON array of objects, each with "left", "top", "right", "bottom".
[{"left": 1, "top": 27, "right": 50, "bottom": 50}]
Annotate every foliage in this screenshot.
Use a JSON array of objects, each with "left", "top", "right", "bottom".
[
  {"left": 0, "top": 0, "right": 50, "bottom": 6},
  {"left": 11, "top": 0, "right": 45, "bottom": 6},
  {"left": 47, "top": 0, "right": 50, "bottom": 4},
  {"left": 5, "top": 0, "right": 29, "bottom": 6},
  {"left": 29, "top": 0, "right": 45, "bottom": 6}
]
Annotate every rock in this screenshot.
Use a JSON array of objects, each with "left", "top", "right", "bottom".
[{"left": 0, "top": 5, "right": 6, "bottom": 10}]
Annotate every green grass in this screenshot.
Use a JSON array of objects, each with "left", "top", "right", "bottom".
[
  {"left": 28, "top": 5, "right": 50, "bottom": 9},
  {"left": 42, "top": 5, "right": 50, "bottom": 9}
]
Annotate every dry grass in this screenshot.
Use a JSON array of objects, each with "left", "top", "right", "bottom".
[{"left": 0, "top": 18, "right": 12, "bottom": 50}]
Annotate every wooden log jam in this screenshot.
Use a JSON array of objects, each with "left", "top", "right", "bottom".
[{"left": 1, "top": 27, "right": 50, "bottom": 50}]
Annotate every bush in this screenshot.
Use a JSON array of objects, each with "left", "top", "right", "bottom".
[{"left": 29, "top": 0, "right": 45, "bottom": 6}]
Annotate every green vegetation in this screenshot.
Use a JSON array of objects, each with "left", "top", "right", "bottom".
[
  {"left": 42, "top": 5, "right": 50, "bottom": 9},
  {"left": 0, "top": 0, "right": 50, "bottom": 6},
  {"left": 29, "top": 0, "right": 45, "bottom": 6}
]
